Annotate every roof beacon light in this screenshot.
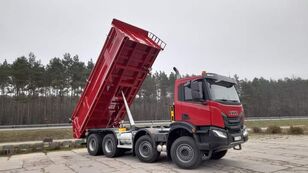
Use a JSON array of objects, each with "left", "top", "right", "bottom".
[{"left": 202, "top": 71, "right": 207, "bottom": 77}]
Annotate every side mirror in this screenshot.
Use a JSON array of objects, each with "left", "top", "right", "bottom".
[{"left": 191, "top": 81, "right": 203, "bottom": 101}]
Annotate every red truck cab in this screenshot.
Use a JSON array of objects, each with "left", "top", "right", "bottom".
[
  {"left": 167, "top": 72, "right": 248, "bottom": 165},
  {"left": 174, "top": 72, "right": 244, "bottom": 128}
]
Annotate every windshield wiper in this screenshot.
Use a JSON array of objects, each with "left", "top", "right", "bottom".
[
  {"left": 215, "top": 99, "right": 239, "bottom": 103},
  {"left": 215, "top": 99, "right": 228, "bottom": 102}
]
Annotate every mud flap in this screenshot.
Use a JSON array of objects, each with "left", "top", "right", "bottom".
[{"left": 202, "top": 150, "right": 213, "bottom": 160}]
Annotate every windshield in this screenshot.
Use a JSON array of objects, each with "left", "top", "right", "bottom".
[{"left": 206, "top": 79, "right": 240, "bottom": 103}]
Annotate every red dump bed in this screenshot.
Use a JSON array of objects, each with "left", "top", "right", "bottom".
[{"left": 72, "top": 19, "right": 165, "bottom": 138}]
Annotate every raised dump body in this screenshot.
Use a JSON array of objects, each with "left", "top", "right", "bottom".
[{"left": 72, "top": 19, "right": 165, "bottom": 138}]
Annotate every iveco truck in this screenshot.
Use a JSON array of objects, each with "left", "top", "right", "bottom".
[{"left": 71, "top": 19, "right": 248, "bottom": 169}]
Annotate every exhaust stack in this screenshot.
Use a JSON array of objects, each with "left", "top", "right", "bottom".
[{"left": 173, "top": 67, "right": 181, "bottom": 79}]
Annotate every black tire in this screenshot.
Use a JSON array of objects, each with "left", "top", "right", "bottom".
[
  {"left": 211, "top": 150, "right": 227, "bottom": 160},
  {"left": 135, "top": 135, "right": 159, "bottom": 163},
  {"left": 171, "top": 136, "right": 202, "bottom": 169},
  {"left": 87, "top": 133, "right": 103, "bottom": 156},
  {"left": 102, "top": 134, "right": 121, "bottom": 157}
]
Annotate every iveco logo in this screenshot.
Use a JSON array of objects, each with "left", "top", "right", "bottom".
[{"left": 229, "top": 111, "right": 238, "bottom": 116}]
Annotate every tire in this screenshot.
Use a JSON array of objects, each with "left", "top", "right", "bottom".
[
  {"left": 135, "top": 135, "right": 159, "bottom": 163},
  {"left": 87, "top": 133, "right": 103, "bottom": 156},
  {"left": 171, "top": 136, "right": 202, "bottom": 169},
  {"left": 211, "top": 150, "right": 227, "bottom": 160},
  {"left": 102, "top": 134, "right": 121, "bottom": 157}
]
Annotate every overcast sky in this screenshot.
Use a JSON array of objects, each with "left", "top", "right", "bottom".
[{"left": 0, "top": 0, "right": 308, "bottom": 80}]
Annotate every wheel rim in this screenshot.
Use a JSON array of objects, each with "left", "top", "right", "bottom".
[
  {"left": 89, "top": 138, "right": 96, "bottom": 151},
  {"left": 105, "top": 138, "right": 113, "bottom": 153},
  {"left": 176, "top": 144, "right": 194, "bottom": 163},
  {"left": 139, "top": 141, "right": 152, "bottom": 158}
]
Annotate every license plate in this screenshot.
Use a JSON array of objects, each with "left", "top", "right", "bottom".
[{"left": 234, "top": 136, "right": 242, "bottom": 141}]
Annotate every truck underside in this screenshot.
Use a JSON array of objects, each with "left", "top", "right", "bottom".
[{"left": 86, "top": 123, "right": 248, "bottom": 169}]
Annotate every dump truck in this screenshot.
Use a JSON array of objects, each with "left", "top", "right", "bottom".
[{"left": 72, "top": 19, "right": 248, "bottom": 169}]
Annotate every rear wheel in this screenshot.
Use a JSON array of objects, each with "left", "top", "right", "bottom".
[
  {"left": 135, "top": 135, "right": 159, "bottom": 163},
  {"left": 211, "top": 150, "right": 227, "bottom": 160},
  {"left": 171, "top": 136, "right": 202, "bottom": 169},
  {"left": 102, "top": 134, "right": 121, "bottom": 157},
  {"left": 87, "top": 133, "right": 103, "bottom": 156}
]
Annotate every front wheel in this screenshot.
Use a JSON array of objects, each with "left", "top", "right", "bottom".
[
  {"left": 135, "top": 135, "right": 159, "bottom": 163},
  {"left": 171, "top": 136, "right": 202, "bottom": 169},
  {"left": 211, "top": 150, "right": 227, "bottom": 160}
]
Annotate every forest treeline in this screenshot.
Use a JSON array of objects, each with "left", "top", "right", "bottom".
[{"left": 0, "top": 53, "right": 308, "bottom": 125}]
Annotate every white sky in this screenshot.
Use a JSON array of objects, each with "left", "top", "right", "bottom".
[{"left": 0, "top": 0, "right": 308, "bottom": 80}]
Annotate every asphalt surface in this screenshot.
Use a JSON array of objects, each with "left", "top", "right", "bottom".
[{"left": 1, "top": 135, "right": 308, "bottom": 173}]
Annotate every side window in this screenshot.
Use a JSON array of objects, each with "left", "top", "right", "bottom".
[
  {"left": 178, "top": 84, "right": 184, "bottom": 101},
  {"left": 193, "top": 80, "right": 203, "bottom": 100},
  {"left": 184, "top": 83, "right": 192, "bottom": 101},
  {"left": 178, "top": 80, "right": 204, "bottom": 102}
]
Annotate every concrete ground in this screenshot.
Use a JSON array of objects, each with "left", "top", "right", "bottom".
[{"left": 0, "top": 135, "right": 308, "bottom": 173}]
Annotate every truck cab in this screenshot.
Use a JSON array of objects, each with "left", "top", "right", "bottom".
[
  {"left": 174, "top": 72, "right": 245, "bottom": 132},
  {"left": 166, "top": 72, "right": 248, "bottom": 168}
]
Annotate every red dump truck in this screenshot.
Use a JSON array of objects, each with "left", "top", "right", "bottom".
[{"left": 72, "top": 19, "right": 248, "bottom": 169}]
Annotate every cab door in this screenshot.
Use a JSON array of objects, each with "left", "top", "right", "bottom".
[{"left": 175, "top": 80, "right": 211, "bottom": 126}]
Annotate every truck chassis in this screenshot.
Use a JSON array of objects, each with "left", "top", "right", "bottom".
[{"left": 85, "top": 93, "right": 248, "bottom": 169}]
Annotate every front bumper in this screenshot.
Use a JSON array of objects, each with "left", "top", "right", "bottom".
[{"left": 194, "top": 126, "right": 248, "bottom": 152}]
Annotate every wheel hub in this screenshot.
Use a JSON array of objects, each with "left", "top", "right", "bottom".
[
  {"left": 89, "top": 139, "right": 96, "bottom": 151},
  {"left": 105, "top": 139, "right": 113, "bottom": 153},
  {"left": 139, "top": 141, "right": 152, "bottom": 158},
  {"left": 176, "top": 144, "right": 194, "bottom": 163}
]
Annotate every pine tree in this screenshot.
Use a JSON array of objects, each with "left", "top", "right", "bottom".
[
  {"left": 10, "top": 56, "right": 30, "bottom": 96},
  {"left": 0, "top": 60, "right": 10, "bottom": 95}
]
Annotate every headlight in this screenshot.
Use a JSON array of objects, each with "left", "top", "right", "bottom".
[
  {"left": 212, "top": 129, "right": 227, "bottom": 138},
  {"left": 243, "top": 128, "right": 248, "bottom": 137}
]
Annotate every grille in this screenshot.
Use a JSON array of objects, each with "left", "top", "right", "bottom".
[{"left": 223, "top": 115, "right": 242, "bottom": 133}]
